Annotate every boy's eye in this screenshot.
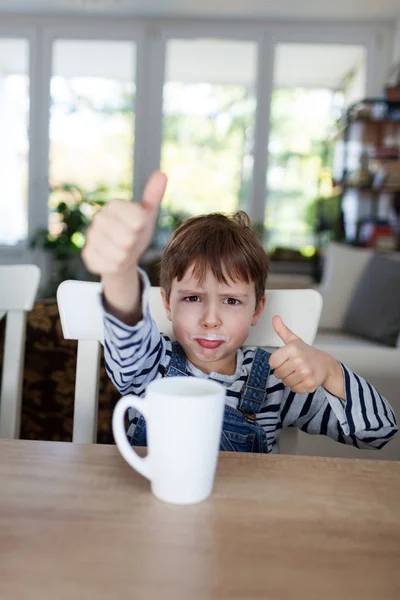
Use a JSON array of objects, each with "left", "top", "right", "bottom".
[
  {"left": 224, "top": 297, "right": 241, "bottom": 305},
  {"left": 184, "top": 296, "right": 200, "bottom": 303}
]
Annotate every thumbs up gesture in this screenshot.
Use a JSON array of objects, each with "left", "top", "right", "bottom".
[
  {"left": 81, "top": 171, "right": 167, "bottom": 324},
  {"left": 269, "top": 315, "right": 343, "bottom": 396},
  {"left": 82, "top": 171, "right": 167, "bottom": 277}
]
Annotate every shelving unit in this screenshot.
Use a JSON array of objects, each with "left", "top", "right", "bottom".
[{"left": 334, "top": 99, "right": 400, "bottom": 250}]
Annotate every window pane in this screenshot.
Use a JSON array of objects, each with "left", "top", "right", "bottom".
[
  {"left": 266, "top": 87, "right": 340, "bottom": 253},
  {"left": 265, "top": 43, "right": 366, "bottom": 256},
  {"left": 161, "top": 39, "right": 257, "bottom": 219},
  {"left": 0, "top": 38, "right": 29, "bottom": 245},
  {"left": 49, "top": 40, "right": 136, "bottom": 234}
]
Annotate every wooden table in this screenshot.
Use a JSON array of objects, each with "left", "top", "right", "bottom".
[{"left": 0, "top": 439, "right": 399, "bottom": 600}]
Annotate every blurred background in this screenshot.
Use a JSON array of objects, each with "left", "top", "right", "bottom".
[{"left": 1, "top": 0, "right": 400, "bottom": 295}]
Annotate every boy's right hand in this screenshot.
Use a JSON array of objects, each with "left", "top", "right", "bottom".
[
  {"left": 82, "top": 171, "right": 168, "bottom": 277},
  {"left": 82, "top": 171, "right": 167, "bottom": 324}
]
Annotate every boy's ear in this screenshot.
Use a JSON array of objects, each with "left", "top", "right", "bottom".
[
  {"left": 160, "top": 288, "right": 172, "bottom": 321},
  {"left": 251, "top": 295, "right": 266, "bottom": 326}
]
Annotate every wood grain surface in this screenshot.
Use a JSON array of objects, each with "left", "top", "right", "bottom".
[{"left": 0, "top": 439, "right": 399, "bottom": 600}]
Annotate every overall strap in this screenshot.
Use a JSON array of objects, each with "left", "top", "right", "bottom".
[
  {"left": 238, "top": 348, "right": 271, "bottom": 415},
  {"left": 164, "top": 341, "right": 189, "bottom": 377}
]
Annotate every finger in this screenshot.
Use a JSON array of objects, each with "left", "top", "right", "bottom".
[
  {"left": 282, "top": 372, "right": 305, "bottom": 390},
  {"left": 272, "top": 315, "right": 299, "bottom": 345},
  {"left": 92, "top": 211, "right": 139, "bottom": 250},
  {"left": 274, "top": 354, "right": 310, "bottom": 379},
  {"left": 83, "top": 223, "right": 138, "bottom": 268},
  {"left": 83, "top": 243, "right": 136, "bottom": 276},
  {"left": 269, "top": 345, "right": 292, "bottom": 370},
  {"left": 82, "top": 245, "right": 116, "bottom": 275},
  {"left": 141, "top": 171, "right": 168, "bottom": 214},
  {"left": 273, "top": 359, "right": 297, "bottom": 382},
  {"left": 291, "top": 380, "right": 318, "bottom": 394},
  {"left": 102, "top": 200, "right": 148, "bottom": 236}
]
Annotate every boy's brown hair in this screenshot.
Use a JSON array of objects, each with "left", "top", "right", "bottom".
[{"left": 160, "top": 211, "right": 269, "bottom": 306}]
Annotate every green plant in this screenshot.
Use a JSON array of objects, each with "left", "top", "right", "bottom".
[
  {"left": 305, "top": 192, "right": 344, "bottom": 242},
  {"left": 152, "top": 207, "right": 190, "bottom": 250},
  {"left": 30, "top": 183, "right": 108, "bottom": 296},
  {"left": 31, "top": 184, "right": 192, "bottom": 297}
]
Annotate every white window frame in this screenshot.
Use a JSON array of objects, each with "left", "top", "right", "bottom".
[
  {"left": 0, "top": 20, "right": 37, "bottom": 256},
  {"left": 0, "top": 15, "right": 394, "bottom": 268},
  {"left": 146, "top": 19, "right": 392, "bottom": 226},
  {"left": 147, "top": 21, "right": 265, "bottom": 224},
  {"left": 40, "top": 20, "right": 145, "bottom": 234},
  {"left": 255, "top": 20, "right": 393, "bottom": 225}
]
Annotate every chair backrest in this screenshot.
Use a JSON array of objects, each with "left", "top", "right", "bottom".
[
  {"left": 57, "top": 280, "right": 322, "bottom": 445},
  {"left": 0, "top": 265, "right": 41, "bottom": 438}
]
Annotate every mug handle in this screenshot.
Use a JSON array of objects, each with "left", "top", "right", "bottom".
[{"left": 112, "top": 395, "right": 151, "bottom": 481}]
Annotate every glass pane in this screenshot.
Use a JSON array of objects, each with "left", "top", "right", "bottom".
[
  {"left": 265, "top": 43, "right": 366, "bottom": 257},
  {"left": 49, "top": 40, "right": 136, "bottom": 239},
  {"left": 0, "top": 38, "right": 29, "bottom": 245},
  {"left": 161, "top": 39, "right": 257, "bottom": 223}
]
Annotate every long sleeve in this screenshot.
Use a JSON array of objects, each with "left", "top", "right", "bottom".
[
  {"left": 102, "top": 275, "right": 397, "bottom": 452},
  {"left": 103, "top": 269, "right": 171, "bottom": 397},
  {"left": 278, "top": 363, "right": 397, "bottom": 450}
]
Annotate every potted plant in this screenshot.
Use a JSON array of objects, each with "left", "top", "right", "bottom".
[
  {"left": 30, "top": 185, "right": 192, "bottom": 296},
  {"left": 30, "top": 183, "right": 107, "bottom": 297}
]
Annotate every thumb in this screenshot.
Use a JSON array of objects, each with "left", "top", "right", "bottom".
[
  {"left": 141, "top": 171, "right": 168, "bottom": 215},
  {"left": 272, "top": 315, "right": 299, "bottom": 345}
]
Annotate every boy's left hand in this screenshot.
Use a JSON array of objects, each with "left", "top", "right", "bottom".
[{"left": 269, "top": 315, "right": 345, "bottom": 399}]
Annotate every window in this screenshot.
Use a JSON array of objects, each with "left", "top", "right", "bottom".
[
  {"left": 48, "top": 39, "right": 136, "bottom": 237},
  {"left": 0, "top": 38, "right": 29, "bottom": 245},
  {"left": 161, "top": 39, "right": 257, "bottom": 219},
  {"left": 265, "top": 43, "right": 366, "bottom": 256}
]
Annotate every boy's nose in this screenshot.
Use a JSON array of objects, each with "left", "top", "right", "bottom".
[{"left": 201, "top": 305, "right": 222, "bottom": 328}]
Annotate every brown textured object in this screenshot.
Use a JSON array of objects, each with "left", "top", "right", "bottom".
[
  {"left": 0, "top": 302, "right": 120, "bottom": 443},
  {"left": 386, "top": 86, "right": 400, "bottom": 102},
  {"left": 0, "top": 439, "right": 399, "bottom": 600}
]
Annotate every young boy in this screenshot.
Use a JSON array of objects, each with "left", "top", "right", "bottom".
[{"left": 82, "top": 171, "right": 397, "bottom": 453}]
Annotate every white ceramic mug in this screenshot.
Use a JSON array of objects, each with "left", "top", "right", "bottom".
[{"left": 112, "top": 377, "right": 225, "bottom": 505}]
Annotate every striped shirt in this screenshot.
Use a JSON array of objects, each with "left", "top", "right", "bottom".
[{"left": 103, "top": 273, "right": 398, "bottom": 453}]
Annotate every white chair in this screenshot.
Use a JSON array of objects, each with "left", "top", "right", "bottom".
[
  {"left": 57, "top": 280, "right": 322, "bottom": 445},
  {"left": 0, "top": 265, "right": 41, "bottom": 438}
]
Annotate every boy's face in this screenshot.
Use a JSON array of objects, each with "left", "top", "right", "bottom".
[{"left": 161, "top": 264, "right": 266, "bottom": 376}]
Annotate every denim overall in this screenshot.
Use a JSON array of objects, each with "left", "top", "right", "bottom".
[{"left": 130, "top": 342, "right": 271, "bottom": 453}]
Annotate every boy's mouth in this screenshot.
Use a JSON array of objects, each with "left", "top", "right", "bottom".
[
  {"left": 191, "top": 333, "right": 228, "bottom": 350},
  {"left": 195, "top": 339, "right": 224, "bottom": 349}
]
